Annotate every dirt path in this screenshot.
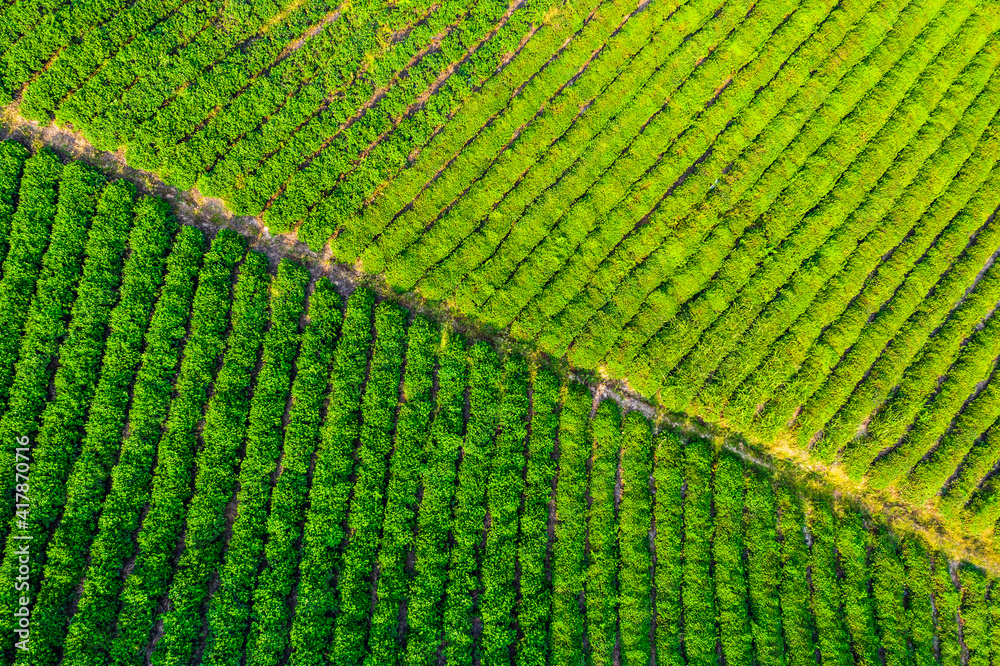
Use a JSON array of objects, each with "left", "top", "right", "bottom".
[{"left": 0, "top": 106, "right": 506, "bottom": 340}]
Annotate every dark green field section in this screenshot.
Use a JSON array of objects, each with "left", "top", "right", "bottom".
[
  {"left": 4, "top": 0, "right": 1000, "bottom": 517},
  {"left": 2, "top": 145, "right": 1000, "bottom": 666}
]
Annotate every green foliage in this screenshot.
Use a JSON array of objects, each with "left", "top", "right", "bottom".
[
  {"left": 900, "top": 537, "right": 936, "bottom": 666},
  {"left": 586, "top": 399, "right": 621, "bottom": 666},
  {"left": 442, "top": 341, "right": 502, "bottom": 665},
  {"left": 807, "top": 499, "right": 853, "bottom": 666},
  {"left": 62, "top": 225, "right": 204, "bottom": 666},
  {"left": 289, "top": 286, "right": 376, "bottom": 666},
  {"left": 775, "top": 487, "right": 816, "bottom": 666},
  {"left": 653, "top": 431, "right": 684, "bottom": 666},
  {"left": 933, "top": 552, "right": 963, "bottom": 666},
  {"left": 245, "top": 278, "right": 343, "bottom": 666},
  {"left": 516, "top": 367, "right": 558, "bottom": 666},
  {"left": 746, "top": 470, "right": 784, "bottom": 665},
  {"left": 836, "top": 511, "right": 879, "bottom": 666},
  {"left": 0, "top": 141, "right": 29, "bottom": 267},
  {"left": 481, "top": 357, "right": 529, "bottom": 665},
  {"left": 366, "top": 315, "right": 435, "bottom": 666},
  {"left": 617, "top": 411, "right": 652, "bottom": 666},
  {"left": 26, "top": 194, "right": 173, "bottom": 666},
  {"left": 869, "top": 534, "right": 908, "bottom": 666},
  {"left": 682, "top": 436, "right": 717, "bottom": 666},
  {"left": 713, "top": 453, "right": 751, "bottom": 665},
  {"left": 0, "top": 160, "right": 103, "bottom": 528},
  {"left": 6, "top": 0, "right": 1000, "bottom": 552},
  {"left": 111, "top": 229, "right": 244, "bottom": 666},
  {"left": 959, "top": 565, "right": 990, "bottom": 666},
  {"left": 203, "top": 259, "right": 310, "bottom": 666},
  {"left": 0, "top": 148, "right": 62, "bottom": 413},
  {"left": 405, "top": 329, "right": 467, "bottom": 666},
  {"left": 152, "top": 250, "right": 269, "bottom": 666},
  {"left": 330, "top": 301, "right": 407, "bottom": 665},
  {"left": 550, "top": 383, "right": 590, "bottom": 666}
]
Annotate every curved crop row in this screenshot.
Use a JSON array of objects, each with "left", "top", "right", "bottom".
[
  {"left": 0, "top": 161, "right": 102, "bottom": 534},
  {"left": 0, "top": 177, "right": 133, "bottom": 664},
  {"left": 60, "top": 224, "right": 204, "bottom": 666},
  {"left": 0, "top": 148, "right": 62, "bottom": 412},
  {"left": 25, "top": 195, "right": 174, "bottom": 665},
  {"left": 152, "top": 249, "right": 269, "bottom": 666}
]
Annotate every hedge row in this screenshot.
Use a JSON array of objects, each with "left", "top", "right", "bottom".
[
  {"left": 550, "top": 384, "right": 591, "bottom": 665},
  {"left": 0, "top": 149, "right": 62, "bottom": 413},
  {"left": 586, "top": 400, "right": 621, "bottom": 666},
  {"left": 202, "top": 259, "right": 310, "bottom": 665},
  {"left": 288, "top": 287, "right": 375, "bottom": 666},
  {"left": 441, "top": 342, "right": 502, "bottom": 663},
  {"left": 366, "top": 314, "right": 435, "bottom": 666},
  {"left": 1, "top": 177, "right": 132, "bottom": 662},
  {"left": 329, "top": 302, "right": 407, "bottom": 665},
  {"left": 0, "top": 161, "right": 102, "bottom": 533},
  {"left": 713, "top": 453, "right": 751, "bottom": 665},
  {"left": 479, "top": 358, "right": 529, "bottom": 665},
  {"left": 244, "top": 278, "right": 342, "bottom": 666},
  {"left": 404, "top": 330, "right": 467, "bottom": 666},
  {"left": 653, "top": 430, "right": 684, "bottom": 666},
  {"left": 376, "top": 0, "right": 731, "bottom": 289},
  {"left": 597, "top": 0, "right": 934, "bottom": 380},
  {"left": 646, "top": 1, "right": 985, "bottom": 410},
  {"left": 515, "top": 368, "right": 559, "bottom": 666},
  {"left": 152, "top": 250, "right": 270, "bottom": 666},
  {"left": 557, "top": 0, "right": 875, "bottom": 366},
  {"left": 682, "top": 436, "right": 717, "bottom": 665}
]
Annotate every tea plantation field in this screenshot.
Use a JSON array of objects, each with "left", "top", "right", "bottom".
[
  {"left": 4, "top": 0, "right": 1000, "bottom": 660},
  {"left": 0, "top": 146, "right": 998, "bottom": 665},
  {"left": 3, "top": 0, "right": 1000, "bottom": 519}
]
